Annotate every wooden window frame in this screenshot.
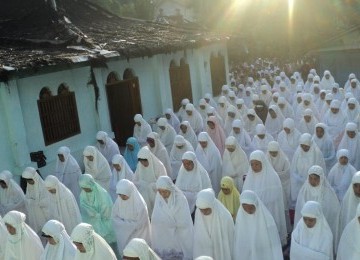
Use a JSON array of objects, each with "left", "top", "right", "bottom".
[{"left": 37, "top": 91, "right": 81, "bottom": 146}]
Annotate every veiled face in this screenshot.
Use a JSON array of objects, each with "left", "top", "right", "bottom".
[
  {"left": 339, "top": 156, "right": 348, "bottom": 165},
  {"left": 316, "top": 127, "right": 324, "bottom": 138},
  {"left": 180, "top": 125, "right": 187, "bottom": 134},
  {"left": 242, "top": 203, "right": 256, "bottom": 214},
  {"left": 5, "top": 223, "right": 16, "bottom": 235},
  {"left": 0, "top": 180, "right": 7, "bottom": 189},
  {"left": 85, "top": 155, "right": 94, "bottom": 162},
  {"left": 73, "top": 242, "right": 86, "bottom": 253},
  {"left": 269, "top": 151, "right": 278, "bottom": 158},
  {"left": 158, "top": 189, "right": 171, "bottom": 200},
  {"left": 165, "top": 113, "right": 171, "bottom": 120},
  {"left": 57, "top": 154, "right": 65, "bottom": 162},
  {"left": 119, "top": 194, "right": 129, "bottom": 200},
  {"left": 199, "top": 141, "right": 208, "bottom": 149},
  {"left": 182, "top": 159, "right": 194, "bottom": 171},
  {"left": 250, "top": 160, "right": 262, "bottom": 173},
  {"left": 301, "top": 144, "right": 310, "bottom": 152},
  {"left": 113, "top": 164, "right": 121, "bottom": 172},
  {"left": 353, "top": 183, "right": 360, "bottom": 198},
  {"left": 308, "top": 174, "right": 320, "bottom": 187},
  {"left": 269, "top": 109, "right": 277, "bottom": 119},
  {"left": 303, "top": 217, "right": 316, "bottom": 228},
  {"left": 200, "top": 208, "right": 212, "bottom": 216},
  {"left": 247, "top": 114, "right": 255, "bottom": 121},
  {"left": 207, "top": 121, "right": 215, "bottom": 129},
  {"left": 347, "top": 131, "right": 356, "bottom": 138}
]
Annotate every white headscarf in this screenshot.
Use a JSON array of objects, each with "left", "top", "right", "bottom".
[
  {"left": 0, "top": 214, "right": 7, "bottom": 259},
  {"left": 320, "top": 70, "right": 335, "bottom": 90},
  {"left": 22, "top": 167, "right": 54, "bottom": 235},
  {"left": 265, "top": 105, "right": 285, "bottom": 139},
  {"left": 337, "top": 203, "right": 360, "bottom": 260},
  {"left": 251, "top": 124, "right": 274, "bottom": 153},
  {"left": 70, "top": 223, "right": 116, "bottom": 260},
  {"left": 345, "top": 97, "right": 360, "bottom": 123},
  {"left": 338, "top": 122, "right": 360, "bottom": 169},
  {"left": 229, "top": 119, "right": 254, "bottom": 157},
  {"left": 112, "top": 179, "right": 151, "bottom": 256},
  {"left": 278, "top": 96, "right": 294, "bottom": 119},
  {"left": 294, "top": 165, "right": 340, "bottom": 240},
  {"left": 266, "top": 141, "right": 291, "bottom": 210},
  {"left": 244, "top": 108, "right": 263, "bottom": 137},
  {"left": 96, "top": 131, "right": 120, "bottom": 164},
  {"left": 234, "top": 190, "right": 283, "bottom": 260},
  {"left": 196, "top": 132, "right": 223, "bottom": 195},
  {"left": 223, "top": 105, "right": 240, "bottom": 136},
  {"left": 109, "top": 154, "right": 134, "bottom": 201},
  {"left": 133, "top": 146, "right": 167, "bottom": 215},
  {"left": 83, "top": 146, "right": 112, "bottom": 190},
  {"left": 243, "top": 150, "right": 287, "bottom": 245},
  {"left": 134, "top": 114, "right": 152, "bottom": 146},
  {"left": 327, "top": 149, "right": 356, "bottom": 201},
  {"left": 123, "top": 238, "right": 160, "bottom": 260},
  {"left": 277, "top": 118, "right": 301, "bottom": 162},
  {"left": 44, "top": 175, "right": 82, "bottom": 234},
  {"left": 193, "top": 189, "right": 234, "bottom": 260},
  {"left": 291, "top": 201, "right": 333, "bottom": 260},
  {"left": 323, "top": 100, "right": 347, "bottom": 145},
  {"left": 298, "top": 108, "right": 319, "bottom": 135},
  {"left": 337, "top": 172, "right": 360, "bottom": 241},
  {"left": 147, "top": 132, "right": 172, "bottom": 178},
  {"left": 165, "top": 108, "right": 181, "bottom": 133},
  {"left": 175, "top": 151, "right": 212, "bottom": 213},
  {"left": 312, "top": 123, "right": 336, "bottom": 175},
  {"left": 222, "top": 136, "right": 249, "bottom": 191},
  {"left": 3, "top": 210, "right": 44, "bottom": 260},
  {"left": 156, "top": 117, "right": 176, "bottom": 154},
  {"left": 182, "top": 103, "right": 204, "bottom": 135},
  {"left": 151, "top": 176, "right": 193, "bottom": 259},
  {"left": 217, "top": 95, "right": 230, "bottom": 120},
  {"left": 179, "top": 121, "right": 198, "bottom": 149},
  {"left": 0, "top": 170, "right": 27, "bottom": 216},
  {"left": 169, "top": 135, "right": 194, "bottom": 181},
  {"left": 290, "top": 133, "right": 326, "bottom": 207},
  {"left": 54, "top": 146, "right": 82, "bottom": 204},
  {"left": 40, "top": 220, "right": 76, "bottom": 260}
]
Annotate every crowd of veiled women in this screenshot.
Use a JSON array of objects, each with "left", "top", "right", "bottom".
[{"left": 1, "top": 58, "right": 360, "bottom": 259}]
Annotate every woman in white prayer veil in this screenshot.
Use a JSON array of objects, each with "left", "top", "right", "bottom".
[
  {"left": 21, "top": 167, "right": 54, "bottom": 236},
  {"left": 123, "top": 238, "right": 160, "bottom": 260},
  {"left": 345, "top": 97, "right": 360, "bottom": 123},
  {"left": 292, "top": 92, "right": 303, "bottom": 116},
  {"left": 344, "top": 73, "right": 357, "bottom": 92},
  {"left": 109, "top": 154, "right": 134, "bottom": 201},
  {"left": 291, "top": 201, "right": 333, "bottom": 260},
  {"left": 165, "top": 108, "right": 181, "bottom": 133},
  {"left": 112, "top": 179, "right": 151, "bottom": 257},
  {"left": 303, "top": 73, "right": 314, "bottom": 93},
  {"left": 327, "top": 149, "right": 356, "bottom": 201},
  {"left": 83, "top": 145, "right": 112, "bottom": 191},
  {"left": 179, "top": 120, "right": 198, "bottom": 149},
  {"left": 133, "top": 114, "right": 152, "bottom": 147},
  {"left": 337, "top": 172, "right": 360, "bottom": 242},
  {"left": 320, "top": 70, "right": 335, "bottom": 91},
  {"left": 151, "top": 176, "right": 193, "bottom": 260},
  {"left": 175, "top": 151, "right": 212, "bottom": 214},
  {"left": 40, "top": 219, "right": 76, "bottom": 260},
  {"left": 204, "top": 93, "right": 217, "bottom": 108},
  {"left": 338, "top": 203, "right": 360, "bottom": 260},
  {"left": 235, "top": 98, "right": 248, "bottom": 119},
  {"left": 266, "top": 141, "right": 291, "bottom": 230},
  {"left": 312, "top": 123, "right": 336, "bottom": 175},
  {"left": 294, "top": 165, "right": 340, "bottom": 242},
  {"left": 193, "top": 188, "right": 234, "bottom": 260},
  {"left": 198, "top": 98, "right": 209, "bottom": 126},
  {"left": 71, "top": 223, "right": 117, "bottom": 260},
  {"left": 177, "top": 98, "right": 190, "bottom": 122},
  {"left": 196, "top": 132, "right": 223, "bottom": 195},
  {"left": 222, "top": 136, "right": 249, "bottom": 191},
  {"left": 217, "top": 95, "right": 229, "bottom": 120},
  {"left": 156, "top": 117, "right": 176, "bottom": 154},
  {"left": 95, "top": 131, "right": 120, "bottom": 165},
  {"left": 265, "top": 105, "right": 285, "bottom": 139},
  {"left": 234, "top": 190, "right": 283, "bottom": 260},
  {"left": 298, "top": 108, "right": 319, "bottom": 135},
  {"left": 229, "top": 119, "right": 254, "bottom": 157},
  {"left": 206, "top": 105, "right": 224, "bottom": 127},
  {"left": 244, "top": 108, "right": 263, "bottom": 138},
  {"left": 0, "top": 170, "right": 27, "bottom": 216},
  {"left": 320, "top": 93, "right": 334, "bottom": 118},
  {"left": 251, "top": 123, "right": 274, "bottom": 153},
  {"left": 169, "top": 135, "right": 194, "bottom": 181},
  {"left": 290, "top": 133, "right": 326, "bottom": 208},
  {"left": 44, "top": 175, "right": 82, "bottom": 234},
  {"left": 223, "top": 104, "right": 240, "bottom": 136},
  {"left": 341, "top": 92, "right": 354, "bottom": 111},
  {"left": 3, "top": 210, "right": 44, "bottom": 260},
  {"left": 278, "top": 96, "right": 294, "bottom": 119},
  {"left": 338, "top": 122, "right": 360, "bottom": 169},
  {"left": 182, "top": 103, "right": 204, "bottom": 135},
  {"left": 243, "top": 150, "right": 287, "bottom": 245},
  {"left": 324, "top": 100, "right": 348, "bottom": 146},
  {"left": 54, "top": 146, "right": 82, "bottom": 204},
  {"left": 146, "top": 132, "right": 172, "bottom": 178},
  {"left": 0, "top": 214, "right": 7, "bottom": 259},
  {"left": 316, "top": 89, "right": 327, "bottom": 112},
  {"left": 243, "top": 87, "right": 254, "bottom": 108},
  {"left": 296, "top": 93, "right": 320, "bottom": 122},
  {"left": 133, "top": 146, "right": 167, "bottom": 216}
]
